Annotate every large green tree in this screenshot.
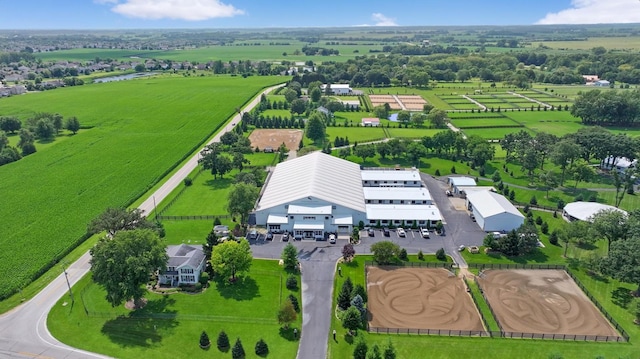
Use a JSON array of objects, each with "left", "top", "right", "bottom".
[
  {"left": 90, "top": 229, "right": 167, "bottom": 307},
  {"left": 305, "top": 112, "right": 326, "bottom": 144},
  {"left": 599, "top": 236, "right": 640, "bottom": 294},
  {"left": 0, "top": 116, "right": 21, "bottom": 134},
  {"left": 427, "top": 108, "right": 448, "bottom": 128},
  {"left": 277, "top": 298, "right": 297, "bottom": 328},
  {"left": 370, "top": 241, "right": 400, "bottom": 265},
  {"left": 65, "top": 116, "right": 80, "bottom": 134},
  {"left": 354, "top": 144, "right": 376, "bottom": 162},
  {"left": 590, "top": 209, "right": 629, "bottom": 252},
  {"left": 211, "top": 238, "right": 253, "bottom": 282},
  {"left": 281, "top": 243, "right": 299, "bottom": 271},
  {"left": 227, "top": 183, "right": 259, "bottom": 225},
  {"left": 88, "top": 207, "right": 159, "bottom": 238},
  {"left": 550, "top": 139, "right": 582, "bottom": 186}
]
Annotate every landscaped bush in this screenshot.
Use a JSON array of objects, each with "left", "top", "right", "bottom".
[
  {"left": 200, "top": 331, "right": 211, "bottom": 349},
  {"left": 549, "top": 229, "right": 559, "bottom": 245},
  {"left": 288, "top": 293, "right": 300, "bottom": 312},
  {"left": 417, "top": 250, "right": 424, "bottom": 260},
  {"left": 232, "top": 338, "right": 245, "bottom": 359},
  {"left": 255, "top": 338, "right": 269, "bottom": 356},
  {"left": 286, "top": 274, "right": 298, "bottom": 290},
  {"left": 217, "top": 330, "right": 230, "bottom": 352},
  {"left": 199, "top": 272, "right": 209, "bottom": 285},
  {"left": 541, "top": 221, "right": 549, "bottom": 234},
  {"left": 436, "top": 248, "right": 446, "bottom": 261},
  {"left": 183, "top": 177, "right": 193, "bottom": 186},
  {"left": 398, "top": 248, "right": 408, "bottom": 261}
]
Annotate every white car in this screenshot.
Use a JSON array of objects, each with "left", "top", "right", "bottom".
[
  {"left": 420, "top": 228, "right": 430, "bottom": 238},
  {"left": 329, "top": 234, "right": 336, "bottom": 244},
  {"left": 397, "top": 227, "right": 406, "bottom": 237}
]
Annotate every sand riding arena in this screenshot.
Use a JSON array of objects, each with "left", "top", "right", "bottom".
[
  {"left": 366, "top": 266, "right": 485, "bottom": 334},
  {"left": 248, "top": 129, "right": 303, "bottom": 151},
  {"left": 477, "top": 269, "right": 622, "bottom": 340}
]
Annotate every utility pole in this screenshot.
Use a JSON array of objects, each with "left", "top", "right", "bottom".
[{"left": 61, "top": 263, "right": 74, "bottom": 304}]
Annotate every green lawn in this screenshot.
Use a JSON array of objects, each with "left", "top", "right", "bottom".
[
  {"left": 48, "top": 260, "right": 301, "bottom": 359},
  {"left": 0, "top": 75, "right": 283, "bottom": 301},
  {"left": 462, "top": 127, "right": 535, "bottom": 140},
  {"left": 450, "top": 118, "right": 521, "bottom": 128},
  {"left": 326, "top": 126, "right": 387, "bottom": 144},
  {"left": 385, "top": 128, "right": 443, "bottom": 139}
]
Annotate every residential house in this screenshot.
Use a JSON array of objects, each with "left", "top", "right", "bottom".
[
  {"left": 361, "top": 118, "right": 380, "bottom": 127},
  {"left": 158, "top": 244, "right": 206, "bottom": 286}
]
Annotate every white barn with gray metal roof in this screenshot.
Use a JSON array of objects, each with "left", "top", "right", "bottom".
[{"left": 466, "top": 190, "right": 524, "bottom": 232}]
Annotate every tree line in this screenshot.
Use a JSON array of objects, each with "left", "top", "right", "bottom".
[{"left": 0, "top": 113, "right": 80, "bottom": 166}]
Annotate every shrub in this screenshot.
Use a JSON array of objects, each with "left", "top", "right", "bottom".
[
  {"left": 492, "top": 171, "right": 501, "bottom": 182},
  {"left": 553, "top": 211, "right": 558, "bottom": 218},
  {"left": 255, "top": 338, "right": 269, "bottom": 356},
  {"left": 286, "top": 274, "right": 298, "bottom": 290},
  {"left": 214, "top": 217, "right": 222, "bottom": 226},
  {"left": 184, "top": 177, "right": 193, "bottom": 186},
  {"left": 217, "top": 330, "right": 230, "bottom": 351},
  {"left": 232, "top": 338, "right": 245, "bottom": 359},
  {"left": 200, "top": 331, "right": 211, "bottom": 349},
  {"left": 523, "top": 204, "right": 530, "bottom": 213},
  {"left": 435, "top": 169, "right": 441, "bottom": 176},
  {"left": 352, "top": 283, "right": 368, "bottom": 303},
  {"left": 288, "top": 293, "right": 300, "bottom": 312},
  {"left": 199, "top": 272, "right": 209, "bottom": 285},
  {"left": 509, "top": 190, "right": 515, "bottom": 200},
  {"left": 417, "top": 250, "right": 424, "bottom": 260},
  {"left": 541, "top": 221, "right": 549, "bottom": 234},
  {"left": 450, "top": 166, "right": 456, "bottom": 174},
  {"left": 556, "top": 199, "right": 565, "bottom": 209},
  {"left": 549, "top": 229, "right": 559, "bottom": 245},
  {"left": 535, "top": 216, "right": 543, "bottom": 225},
  {"left": 589, "top": 193, "right": 597, "bottom": 202},
  {"left": 398, "top": 248, "right": 408, "bottom": 261},
  {"left": 478, "top": 167, "right": 485, "bottom": 177},
  {"left": 436, "top": 248, "right": 446, "bottom": 261},
  {"left": 574, "top": 194, "right": 583, "bottom": 202},
  {"left": 530, "top": 196, "right": 537, "bottom": 205}
]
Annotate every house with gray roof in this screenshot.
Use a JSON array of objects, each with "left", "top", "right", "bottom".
[{"left": 158, "top": 244, "right": 206, "bottom": 286}]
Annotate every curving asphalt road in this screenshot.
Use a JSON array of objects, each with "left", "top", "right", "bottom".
[{"left": 0, "top": 83, "right": 285, "bottom": 359}]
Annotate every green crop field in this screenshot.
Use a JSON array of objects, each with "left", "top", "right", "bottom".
[
  {"left": 0, "top": 75, "right": 283, "bottom": 300},
  {"left": 49, "top": 260, "right": 301, "bottom": 359},
  {"left": 532, "top": 36, "right": 640, "bottom": 50}
]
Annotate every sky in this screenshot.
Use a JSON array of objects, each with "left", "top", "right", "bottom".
[{"left": 1, "top": 0, "right": 640, "bottom": 29}]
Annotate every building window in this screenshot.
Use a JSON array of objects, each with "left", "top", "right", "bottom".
[
  {"left": 367, "top": 200, "right": 371, "bottom": 203},
  {"left": 411, "top": 200, "right": 415, "bottom": 204},
  {"left": 369, "top": 220, "right": 376, "bottom": 224},
  {"left": 290, "top": 215, "right": 294, "bottom": 219},
  {"left": 314, "top": 230, "right": 323, "bottom": 236},
  {"left": 418, "top": 220, "right": 426, "bottom": 224},
  {"left": 381, "top": 220, "right": 388, "bottom": 224},
  {"left": 181, "top": 268, "right": 194, "bottom": 274},
  {"left": 400, "top": 200, "right": 405, "bottom": 204},
  {"left": 303, "top": 216, "right": 316, "bottom": 220},
  {"left": 332, "top": 205, "right": 336, "bottom": 209},
  {"left": 268, "top": 225, "right": 281, "bottom": 230}
]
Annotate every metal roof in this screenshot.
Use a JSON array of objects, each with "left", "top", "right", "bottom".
[
  {"left": 466, "top": 191, "right": 524, "bottom": 219},
  {"left": 288, "top": 205, "right": 332, "bottom": 215},
  {"left": 362, "top": 187, "right": 432, "bottom": 201},
  {"left": 256, "top": 152, "right": 366, "bottom": 213},
  {"left": 365, "top": 204, "right": 442, "bottom": 221},
  {"left": 563, "top": 202, "right": 627, "bottom": 222},
  {"left": 448, "top": 176, "right": 477, "bottom": 187},
  {"left": 361, "top": 169, "right": 421, "bottom": 182}
]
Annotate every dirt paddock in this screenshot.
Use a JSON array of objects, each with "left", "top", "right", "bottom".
[
  {"left": 247, "top": 129, "right": 303, "bottom": 151},
  {"left": 367, "top": 267, "right": 484, "bottom": 331},
  {"left": 478, "top": 269, "right": 619, "bottom": 337}
]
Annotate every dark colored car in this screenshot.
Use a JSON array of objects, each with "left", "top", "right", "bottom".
[
  {"left": 383, "top": 227, "right": 390, "bottom": 236},
  {"left": 266, "top": 232, "right": 273, "bottom": 241},
  {"left": 367, "top": 228, "right": 375, "bottom": 237},
  {"left": 282, "top": 232, "right": 290, "bottom": 242}
]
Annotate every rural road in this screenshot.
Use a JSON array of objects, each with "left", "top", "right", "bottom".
[{"left": 0, "top": 83, "right": 285, "bottom": 359}]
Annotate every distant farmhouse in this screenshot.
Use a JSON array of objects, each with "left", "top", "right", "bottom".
[
  {"left": 361, "top": 117, "right": 380, "bottom": 127},
  {"left": 321, "top": 84, "right": 352, "bottom": 95}
]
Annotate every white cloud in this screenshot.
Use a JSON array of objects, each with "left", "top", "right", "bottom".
[
  {"left": 99, "top": 0, "right": 244, "bottom": 21},
  {"left": 536, "top": 0, "right": 640, "bottom": 24},
  {"left": 372, "top": 13, "right": 398, "bottom": 26}
]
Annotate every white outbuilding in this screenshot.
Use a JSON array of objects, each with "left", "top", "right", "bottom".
[
  {"left": 466, "top": 191, "right": 524, "bottom": 232},
  {"left": 448, "top": 176, "right": 477, "bottom": 194},
  {"left": 562, "top": 202, "right": 627, "bottom": 222}
]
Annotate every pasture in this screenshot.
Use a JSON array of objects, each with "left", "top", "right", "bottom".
[
  {"left": 49, "top": 260, "right": 301, "bottom": 359},
  {"left": 0, "top": 75, "right": 283, "bottom": 300},
  {"left": 325, "top": 126, "right": 386, "bottom": 144}
]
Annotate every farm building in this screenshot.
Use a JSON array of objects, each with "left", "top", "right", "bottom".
[
  {"left": 253, "top": 152, "right": 442, "bottom": 239},
  {"left": 456, "top": 186, "right": 496, "bottom": 198},
  {"left": 361, "top": 118, "right": 380, "bottom": 127},
  {"left": 448, "top": 176, "right": 477, "bottom": 194},
  {"left": 158, "top": 244, "right": 206, "bottom": 287},
  {"left": 466, "top": 191, "right": 524, "bottom": 232},
  {"left": 321, "top": 83, "right": 352, "bottom": 95},
  {"left": 593, "top": 80, "right": 610, "bottom": 87},
  {"left": 562, "top": 202, "right": 627, "bottom": 222},
  {"left": 601, "top": 156, "right": 636, "bottom": 174}
]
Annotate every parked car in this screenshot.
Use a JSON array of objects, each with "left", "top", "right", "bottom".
[
  {"left": 367, "top": 228, "right": 375, "bottom": 237},
  {"left": 458, "top": 244, "right": 466, "bottom": 252},
  {"left": 248, "top": 229, "right": 257, "bottom": 240},
  {"left": 383, "top": 227, "right": 390, "bottom": 237},
  {"left": 397, "top": 227, "right": 406, "bottom": 237},
  {"left": 469, "top": 213, "right": 476, "bottom": 222},
  {"left": 282, "top": 232, "right": 290, "bottom": 242},
  {"left": 329, "top": 234, "right": 336, "bottom": 244},
  {"left": 266, "top": 232, "right": 273, "bottom": 241},
  {"left": 445, "top": 190, "right": 453, "bottom": 197},
  {"left": 420, "top": 227, "right": 430, "bottom": 238}
]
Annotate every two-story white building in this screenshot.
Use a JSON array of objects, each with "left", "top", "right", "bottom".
[{"left": 159, "top": 244, "right": 206, "bottom": 286}]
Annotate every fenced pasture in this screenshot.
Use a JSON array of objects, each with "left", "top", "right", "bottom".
[
  {"left": 366, "top": 266, "right": 485, "bottom": 333},
  {"left": 0, "top": 75, "right": 283, "bottom": 300},
  {"left": 476, "top": 269, "right": 624, "bottom": 341},
  {"left": 369, "top": 95, "right": 402, "bottom": 110},
  {"left": 450, "top": 117, "right": 522, "bottom": 129},
  {"left": 462, "top": 127, "right": 535, "bottom": 140},
  {"left": 326, "top": 126, "right": 386, "bottom": 144}
]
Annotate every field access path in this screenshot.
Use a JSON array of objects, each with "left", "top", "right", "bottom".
[{"left": 0, "top": 83, "right": 285, "bottom": 359}]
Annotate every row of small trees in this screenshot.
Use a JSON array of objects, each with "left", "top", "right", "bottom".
[{"left": 199, "top": 330, "right": 269, "bottom": 358}]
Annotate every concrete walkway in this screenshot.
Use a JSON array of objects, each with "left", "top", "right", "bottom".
[
  {"left": 508, "top": 91, "right": 552, "bottom": 109},
  {"left": 461, "top": 94, "right": 486, "bottom": 111}
]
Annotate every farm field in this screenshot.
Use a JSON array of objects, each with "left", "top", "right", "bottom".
[
  {"left": 48, "top": 260, "right": 301, "bottom": 359},
  {"left": 462, "top": 127, "right": 534, "bottom": 140},
  {"left": 450, "top": 117, "right": 521, "bottom": 128},
  {"left": 0, "top": 75, "right": 283, "bottom": 300},
  {"left": 326, "top": 126, "right": 386, "bottom": 143}
]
